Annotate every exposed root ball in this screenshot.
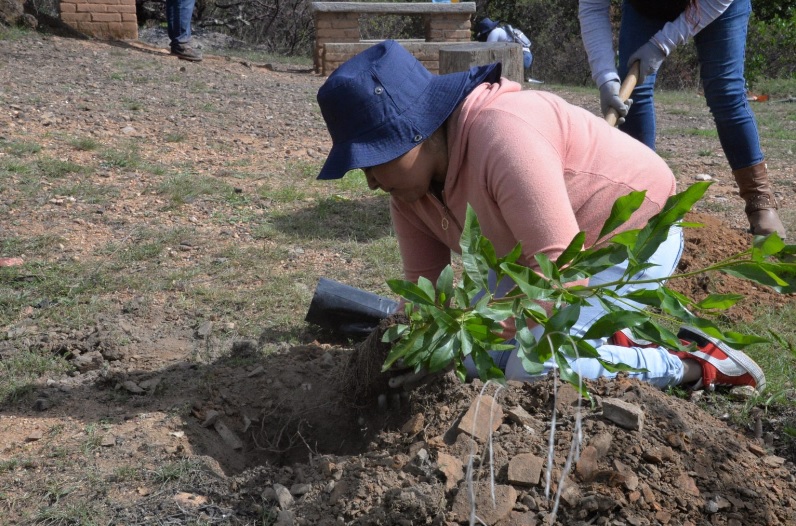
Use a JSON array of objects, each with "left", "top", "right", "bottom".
[{"left": 341, "top": 313, "right": 408, "bottom": 403}]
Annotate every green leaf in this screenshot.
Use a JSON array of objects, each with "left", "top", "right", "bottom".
[
  {"left": 563, "top": 244, "right": 629, "bottom": 280},
  {"left": 535, "top": 252, "right": 560, "bottom": 281},
  {"left": 597, "top": 358, "right": 648, "bottom": 374},
  {"left": 417, "top": 276, "right": 436, "bottom": 304},
  {"left": 751, "top": 231, "right": 786, "bottom": 261},
  {"left": 381, "top": 324, "right": 409, "bottom": 344},
  {"left": 554, "top": 351, "right": 589, "bottom": 399},
  {"left": 694, "top": 293, "right": 744, "bottom": 310},
  {"left": 581, "top": 311, "right": 649, "bottom": 340},
  {"left": 549, "top": 304, "right": 581, "bottom": 333},
  {"left": 382, "top": 323, "right": 431, "bottom": 370},
  {"left": 460, "top": 205, "right": 491, "bottom": 290},
  {"left": 386, "top": 279, "right": 435, "bottom": 306},
  {"left": 428, "top": 336, "right": 457, "bottom": 372},
  {"left": 436, "top": 266, "right": 454, "bottom": 304},
  {"left": 597, "top": 190, "right": 647, "bottom": 240},
  {"left": 501, "top": 263, "right": 554, "bottom": 300},
  {"left": 499, "top": 243, "right": 524, "bottom": 266},
  {"left": 722, "top": 262, "right": 796, "bottom": 293},
  {"left": 471, "top": 347, "right": 506, "bottom": 382},
  {"left": 556, "top": 231, "right": 586, "bottom": 267}
]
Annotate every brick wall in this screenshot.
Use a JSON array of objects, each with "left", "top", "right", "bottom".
[{"left": 60, "top": 0, "right": 138, "bottom": 40}]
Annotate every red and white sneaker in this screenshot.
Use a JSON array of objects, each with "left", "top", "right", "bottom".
[{"left": 673, "top": 326, "right": 766, "bottom": 392}]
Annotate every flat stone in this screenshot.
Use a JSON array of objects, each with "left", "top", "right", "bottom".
[
  {"left": 436, "top": 451, "right": 463, "bottom": 490},
  {"left": 174, "top": 492, "right": 208, "bottom": 508},
  {"left": 506, "top": 406, "right": 542, "bottom": 431},
  {"left": 457, "top": 395, "right": 504, "bottom": 442},
  {"left": 602, "top": 398, "right": 644, "bottom": 432},
  {"left": 575, "top": 445, "right": 600, "bottom": 481},
  {"left": 274, "top": 483, "right": 294, "bottom": 509},
  {"left": 449, "top": 433, "right": 479, "bottom": 464},
  {"left": 613, "top": 459, "right": 639, "bottom": 491},
  {"left": 213, "top": 420, "right": 243, "bottom": 450},
  {"left": 508, "top": 453, "right": 544, "bottom": 487},
  {"left": 25, "top": 430, "right": 43, "bottom": 442},
  {"left": 763, "top": 455, "right": 786, "bottom": 467},
  {"left": 201, "top": 409, "right": 221, "bottom": 427},
  {"left": 290, "top": 483, "right": 311, "bottom": 496},
  {"left": 121, "top": 380, "right": 145, "bottom": 394},
  {"left": 401, "top": 413, "right": 425, "bottom": 435},
  {"left": 451, "top": 482, "right": 517, "bottom": 525},
  {"left": 675, "top": 472, "right": 700, "bottom": 497},
  {"left": 496, "top": 510, "right": 539, "bottom": 526}
]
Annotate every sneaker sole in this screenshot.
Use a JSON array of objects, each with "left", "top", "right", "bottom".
[{"left": 678, "top": 325, "right": 766, "bottom": 392}]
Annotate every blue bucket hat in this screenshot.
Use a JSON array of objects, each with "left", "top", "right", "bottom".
[
  {"left": 316, "top": 40, "right": 501, "bottom": 180},
  {"left": 475, "top": 17, "right": 500, "bottom": 42}
]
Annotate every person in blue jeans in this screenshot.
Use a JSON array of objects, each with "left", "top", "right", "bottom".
[
  {"left": 579, "top": 0, "right": 786, "bottom": 239},
  {"left": 167, "top": 0, "right": 202, "bottom": 62}
]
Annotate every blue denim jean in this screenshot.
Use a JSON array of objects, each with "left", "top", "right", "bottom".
[
  {"left": 166, "top": 0, "right": 195, "bottom": 47},
  {"left": 618, "top": 0, "right": 763, "bottom": 170}
]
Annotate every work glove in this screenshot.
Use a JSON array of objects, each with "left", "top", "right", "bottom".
[
  {"left": 377, "top": 362, "right": 454, "bottom": 412},
  {"left": 599, "top": 79, "right": 632, "bottom": 125},
  {"left": 628, "top": 40, "right": 666, "bottom": 84}
]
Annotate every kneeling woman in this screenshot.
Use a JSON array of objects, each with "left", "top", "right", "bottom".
[{"left": 315, "top": 40, "right": 764, "bottom": 392}]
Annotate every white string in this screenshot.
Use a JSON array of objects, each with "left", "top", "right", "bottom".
[
  {"left": 544, "top": 332, "right": 586, "bottom": 524},
  {"left": 466, "top": 379, "right": 504, "bottom": 526}
]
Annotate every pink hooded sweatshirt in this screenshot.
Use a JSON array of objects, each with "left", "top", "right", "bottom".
[{"left": 390, "top": 79, "right": 676, "bottom": 285}]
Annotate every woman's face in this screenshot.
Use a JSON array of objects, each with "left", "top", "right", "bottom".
[{"left": 363, "top": 137, "right": 446, "bottom": 203}]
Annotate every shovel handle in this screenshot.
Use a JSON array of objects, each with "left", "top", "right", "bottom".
[{"left": 605, "top": 61, "right": 640, "bottom": 127}]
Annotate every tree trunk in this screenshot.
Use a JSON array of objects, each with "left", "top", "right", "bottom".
[{"left": 438, "top": 42, "right": 524, "bottom": 84}]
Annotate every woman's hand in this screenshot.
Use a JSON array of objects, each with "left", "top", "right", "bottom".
[{"left": 599, "top": 80, "right": 632, "bottom": 125}]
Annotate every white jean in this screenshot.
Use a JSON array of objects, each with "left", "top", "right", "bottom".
[{"left": 466, "top": 226, "right": 685, "bottom": 388}]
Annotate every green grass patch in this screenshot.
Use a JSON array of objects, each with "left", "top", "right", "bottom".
[
  {"left": 156, "top": 173, "right": 243, "bottom": 207},
  {"left": 37, "top": 157, "right": 88, "bottom": 178},
  {"left": 1, "top": 139, "right": 42, "bottom": 157},
  {"left": 0, "top": 26, "right": 29, "bottom": 41},
  {"left": 68, "top": 136, "right": 100, "bottom": 151},
  {"left": 100, "top": 141, "right": 143, "bottom": 169},
  {"left": 0, "top": 350, "right": 71, "bottom": 404}
]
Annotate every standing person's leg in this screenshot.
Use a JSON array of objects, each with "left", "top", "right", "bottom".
[
  {"left": 695, "top": 0, "right": 785, "bottom": 237},
  {"left": 166, "top": 0, "right": 202, "bottom": 62},
  {"left": 617, "top": 0, "right": 664, "bottom": 149}
]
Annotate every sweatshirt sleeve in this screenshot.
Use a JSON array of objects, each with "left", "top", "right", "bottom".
[
  {"left": 580, "top": 0, "right": 734, "bottom": 86},
  {"left": 651, "top": 0, "right": 734, "bottom": 55},
  {"left": 579, "top": 0, "right": 620, "bottom": 88}
]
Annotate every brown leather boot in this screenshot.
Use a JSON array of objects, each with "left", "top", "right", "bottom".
[{"left": 732, "top": 162, "right": 787, "bottom": 239}]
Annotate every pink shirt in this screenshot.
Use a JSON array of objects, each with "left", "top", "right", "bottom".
[{"left": 391, "top": 79, "right": 676, "bottom": 285}]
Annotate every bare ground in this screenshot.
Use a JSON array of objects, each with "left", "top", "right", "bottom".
[{"left": 2, "top": 31, "right": 796, "bottom": 525}]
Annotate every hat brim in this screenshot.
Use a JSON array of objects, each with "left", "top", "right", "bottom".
[{"left": 317, "top": 61, "right": 501, "bottom": 180}]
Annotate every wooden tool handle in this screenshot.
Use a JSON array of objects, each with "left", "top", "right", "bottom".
[{"left": 605, "top": 61, "right": 640, "bottom": 127}]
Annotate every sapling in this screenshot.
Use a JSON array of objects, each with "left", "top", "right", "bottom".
[{"left": 381, "top": 182, "right": 796, "bottom": 395}]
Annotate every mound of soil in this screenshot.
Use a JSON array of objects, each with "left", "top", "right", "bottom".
[{"left": 156, "top": 344, "right": 796, "bottom": 526}]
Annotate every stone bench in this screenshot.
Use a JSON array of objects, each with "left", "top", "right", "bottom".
[{"left": 311, "top": 1, "right": 476, "bottom": 76}]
